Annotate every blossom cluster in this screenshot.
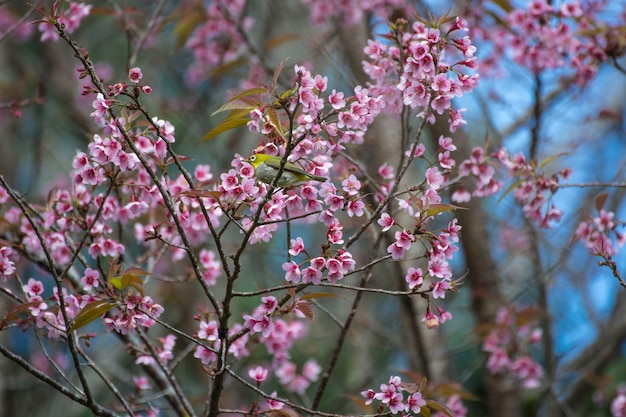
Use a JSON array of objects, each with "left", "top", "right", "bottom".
[
  {"left": 363, "top": 17, "right": 479, "bottom": 131},
  {"left": 482, "top": 306, "right": 544, "bottom": 389},
  {"left": 38, "top": 1, "right": 92, "bottom": 42},
  {"left": 242, "top": 296, "right": 321, "bottom": 394},
  {"left": 468, "top": 0, "right": 613, "bottom": 85},
  {"left": 361, "top": 375, "right": 428, "bottom": 415},
  {"left": 455, "top": 146, "right": 570, "bottom": 228},
  {"left": 0, "top": 7, "right": 34, "bottom": 42},
  {"left": 299, "top": 0, "right": 410, "bottom": 26},
  {"left": 193, "top": 319, "right": 249, "bottom": 365},
  {"left": 573, "top": 209, "right": 625, "bottom": 258},
  {"left": 0, "top": 245, "right": 16, "bottom": 283},
  {"left": 185, "top": 0, "right": 251, "bottom": 84},
  {"left": 453, "top": 146, "right": 503, "bottom": 202},
  {"left": 494, "top": 148, "right": 571, "bottom": 229},
  {"left": 612, "top": 389, "right": 626, "bottom": 417}
]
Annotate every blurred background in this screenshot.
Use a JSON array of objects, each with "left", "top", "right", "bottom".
[{"left": 1, "top": 0, "right": 626, "bottom": 416}]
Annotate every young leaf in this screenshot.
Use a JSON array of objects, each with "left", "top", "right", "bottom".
[
  {"left": 172, "top": 7, "right": 206, "bottom": 49},
  {"left": 596, "top": 192, "right": 609, "bottom": 212},
  {"left": 424, "top": 203, "right": 467, "bottom": 218},
  {"left": 425, "top": 399, "right": 453, "bottom": 417},
  {"left": 497, "top": 179, "right": 523, "bottom": 203},
  {"left": 263, "top": 33, "right": 298, "bottom": 50},
  {"left": 538, "top": 152, "right": 570, "bottom": 170},
  {"left": 201, "top": 109, "right": 250, "bottom": 142},
  {"left": 299, "top": 292, "right": 342, "bottom": 301},
  {"left": 295, "top": 302, "right": 315, "bottom": 321},
  {"left": 176, "top": 189, "right": 222, "bottom": 200},
  {"left": 110, "top": 272, "right": 144, "bottom": 296},
  {"left": 491, "top": 0, "right": 513, "bottom": 12},
  {"left": 211, "top": 87, "right": 267, "bottom": 115},
  {"left": 68, "top": 300, "right": 115, "bottom": 332}
]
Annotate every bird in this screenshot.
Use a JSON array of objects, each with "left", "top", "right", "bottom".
[{"left": 247, "top": 153, "right": 326, "bottom": 187}]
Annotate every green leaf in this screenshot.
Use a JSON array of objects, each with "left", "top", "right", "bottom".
[
  {"left": 68, "top": 300, "right": 115, "bottom": 332},
  {"left": 211, "top": 87, "right": 267, "bottom": 115},
  {"left": 424, "top": 203, "right": 467, "bottom": 217},
  {"left": 110, "top": 272, "right": 144, "bottom": 296},
  {"left": 201, "top": 109, "right": 251, "bottom": 142},
  {"left": 538, "top": 152, "right": 569, "bottom": 170},
  {"left": 425, "top": 399, "right": 453, "bottom": 417},
  {"left": 497, "top": 179, "right": 523, "bottom": 203},
  {"left": 262, "top": 33, "right": 298, "bottom": 50},
  {"left": 172, "top": 7, "right": 206, "bottom": 49},
  {"left": 266, "top": 107, "right": 284, "bottom": 137},
  {"left": 431, "top": 383, "right": 480, "bottom": 401},
  {"left": 491, "top": 0, "right": 513, "bottom": 12}
]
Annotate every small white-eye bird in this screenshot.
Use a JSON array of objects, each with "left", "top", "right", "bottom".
[{"left": 247, "top": 153, "right": 326, "bottom": 187}]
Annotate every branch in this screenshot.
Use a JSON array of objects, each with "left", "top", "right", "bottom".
[{"left": 0, "top": 343, "right": 119, "bottom": 417}]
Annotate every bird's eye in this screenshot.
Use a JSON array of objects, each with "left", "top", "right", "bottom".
[{"left": 249, "top": 155, "right": 256, "bottom": 162}]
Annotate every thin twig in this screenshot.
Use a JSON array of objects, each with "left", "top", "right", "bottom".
[{"left": 0, "top": 343, "right": 119, "bottom": 417}]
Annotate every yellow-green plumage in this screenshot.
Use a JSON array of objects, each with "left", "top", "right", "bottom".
[{"left": 247, "top": 153, "right": 326, "bottom": 187}]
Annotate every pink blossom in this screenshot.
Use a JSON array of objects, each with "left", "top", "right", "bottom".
[
  {"left": 405, "top": 267, "right": 424, "bottom": 289},
  {"left": 24, "top": 278, "right": 44, "bottom": 297},
  {"left": 425, "top": 166, "right": 444, "bottom": 190},
  {"left": 406, "top": 391, "right": 426, "bottom": 414},
  {"left": 324, "top": 193, "right": 345, "bottom": 211},
  {"left": 342, "top": 174, "right": 361, "bottom": 196},
  {"left": 302, "top": 359, "right": 321, "bottom": 381},
  {"left": 432, "top": 280, "right": 451, "bottom": 299},
  {"left": 81, "top": 268, "right": 100, "bottom": 291},
  {"left": 194, "top": 345, "right": 217, "bottom": 365},
  {"left": 611, "top": 394, "right": 626, "bottom": 417},
  {"left": 265, "top": 391, "right": 284, "bottom": 410},
  {"left": 486, "top": 348, "right": 511, "bottom": 373},
  {"left": 90, "top": 93, "right": 112, "bottom": 126},
  {"left": 328, "top": 89, "right": 346, "bottom": 109},
  {"left": 387, "top": 242, "right": 406, "bottom": 260},
  {"left": 327, "top": 219, "right": 344, "bottom": 244},
  {"left": 301, "top": 266, "right": 322, "bottom": 284},
  {"left": 243, "top": 313, "right": 274, "bottom": 337},
  {"left": 289, "top": 237, "right": 305, "bottom": 256},
  {"left": 259, "top": 296, "right": 278, "bottom": 315},
  {"left": 361, "top": 388, "right": 377, "bottom": 405},
  {"left": 378, "top": 212, "right": 395, "bottom": 231},
  {"left": 378, "top": 163, "right": 395, "bottom": 179},
  {"left": 248, "top": 366, "right": 269, "bottom": 383},
  {"left": 422, "top": 308, "right": 440, "bottom": 329},
  {"left": 346, "top": 199, "right": 365, "bottom": 217},
  {"left": 128, "top": 67, "right": 143, "bottom": 83},
  {"left": 282, "top": 261, "right": 301, "bottom": 283},
  {"left": 198, "top": 320, "right": 219, "bottom": 341},
  {"left": 133, "top": 376, "right": 150, "bottom": 390},
  {"left": 511, "top": 356, "right": 543, "bottom": 388}
]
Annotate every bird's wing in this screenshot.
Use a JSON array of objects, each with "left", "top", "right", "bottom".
[{"left": 265, "top": 158, "right": 308, "bottom": 175}]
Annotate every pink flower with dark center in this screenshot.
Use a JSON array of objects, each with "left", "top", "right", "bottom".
[
  {"left": 128, "top": 67, "right": 143, "bottom": 83},
  {"left": 248, "top": 366, "right": 269, "bottom": 383}
]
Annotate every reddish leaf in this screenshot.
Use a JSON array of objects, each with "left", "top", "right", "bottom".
[
  {"left": 300, "top": 292, "right": 342, "bottom": 301},
  {"left": 295, "top": 302, "right": 315, "bottom": 321},
  {"left": 68, "top": 300, "right": 115, "bottom": 332},
  {"left": 596, "top": 192, "right": 609, "bottom": 212},
  {"left": 177, "top": 189, "right": 222, "bottom": 200},
  {"left": 211, "top": 87, "right": 267, "bottom": 115},
  {"left": 424, "top": 203, "right": 467, "bottom": 217},
  {"left": 425, "top": 399, "right": 453, "bottom": 417}
]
